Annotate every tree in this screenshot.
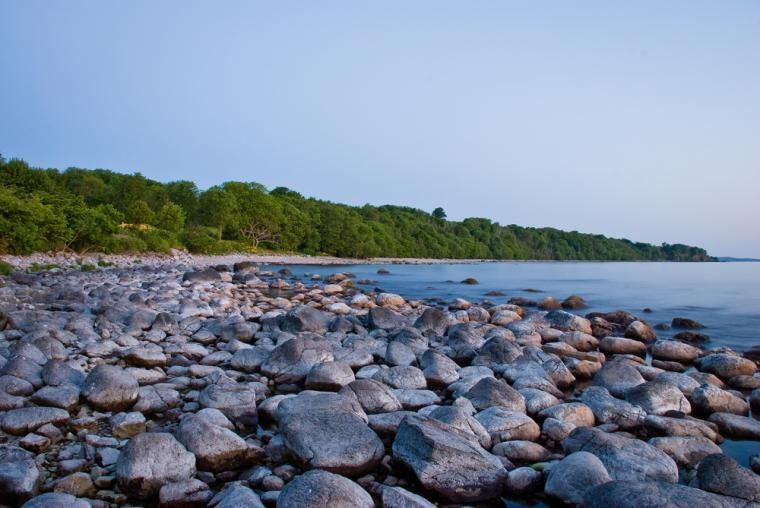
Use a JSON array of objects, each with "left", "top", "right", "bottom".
[
  {"left": 125, "top": 200, "right": 155, "bottom": 225},
  {"left": 432, "top": 207, "right": 447, "bottom": 219},
  {"left": 155, "top": 202, "right": 186, "bottom": 232},
  {"left": 240, "top": 220, "right": 280, "bottom": 250}
]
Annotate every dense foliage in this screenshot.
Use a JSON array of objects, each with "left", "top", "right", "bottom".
[{"left": 0, "top": 156, "right": 715, "bottom": 261}]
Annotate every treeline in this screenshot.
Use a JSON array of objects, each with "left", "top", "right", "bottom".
[{"left": 0, "top": 156, "right": 714, "bottom": 261}]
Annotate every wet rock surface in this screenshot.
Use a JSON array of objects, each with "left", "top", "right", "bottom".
[{"left": 0, "top": 258, "right": 758, "bottom": 507}]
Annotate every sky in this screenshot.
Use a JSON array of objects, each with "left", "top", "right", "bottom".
[{"left": 1, "top": 1, "right": 759, "bottom": 257}]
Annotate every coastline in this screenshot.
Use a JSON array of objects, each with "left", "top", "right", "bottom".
[{"left": 0, "top": 251, "right": 720, "bottom": 271}]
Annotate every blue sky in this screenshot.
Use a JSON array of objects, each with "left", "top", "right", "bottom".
[{"left": 1, "top": 1, "right": 759, "bottom": 256}]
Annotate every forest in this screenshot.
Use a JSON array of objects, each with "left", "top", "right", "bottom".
[{"left": 0, "top": 156, "right": 715, "bottom": 261}]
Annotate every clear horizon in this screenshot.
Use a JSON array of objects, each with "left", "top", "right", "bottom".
[{"left": 2, "top": 1, "right": 759, "bottom": 257}]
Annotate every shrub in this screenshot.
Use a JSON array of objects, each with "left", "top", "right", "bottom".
[
  {"left": 0, "top": 260, "right": 13, "bottom": 275},
  {"left": 80, "top": 263, "right": 96, "bottom": 272}
]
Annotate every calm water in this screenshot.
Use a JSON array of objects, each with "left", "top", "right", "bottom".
[{"left": 272, "top": 261, "right": 760, "bottom": 353}]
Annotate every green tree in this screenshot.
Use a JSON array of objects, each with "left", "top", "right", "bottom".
[
  {"left": 125, "top": 200, "right": 155, "bottom": 225},
  {"left": 155, "top": 202, "right": 186, "bottom": 232},
  {"left": 432, "top": 207, "right": 447, "bottom": 219}
]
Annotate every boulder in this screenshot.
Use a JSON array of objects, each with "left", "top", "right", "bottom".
[
  {"left": 624, "top": 320, "right": 656, "bottom": 342},
  {"left": 382, "top": 486, "right": 437, "bottom": 508},
  {"left": 176, "top": 414, "right": 252, "bottom": 472},
  {"left": 280, "top": 305, "right": 332, "bottom": 333},
  {"left": 116, "top": 432, "right": 196, "bottom": 499},
  {"left": 304, "top": 361, "right": 355, "bottom": 390},
  {"left": 82, "top": 364, "right": 139, "bottom": 411},
  {"left": 709, "top": 412, "right": 760, "bottom": 439},
  {"left": 583, "top": 481, "right": 749, "bottom": 508},
  {"left": 691, "top": 384, "right": 749, "bottom": 415},
  {"left": 696, "top": 453, "right": 760, "bottom": 501},
  {"left": 340, "top": 378, "right": 403, "bottom": 414},
  {"left": 0, "top": 445, "right": 39, "bottom": 504},
  {"left": 474, "top": 407, "right": 541, "bottom": 443},
  {"left": 624, "top": 380, "right": 691, "bottom": 415},
  {"left": 699, "top": 354, "right": 757, "bottom": 379},
  {"left": 392, "top": 414, "right": 508, "bottom": 503},
  {"left": 562, "top": 427, "right": 678, "bottom": 483},
  {"left": 198, "top": 382, "right": 258, "bottom": 427},
  {"left": 21, "top": 493, "right": 89, "bottom": 508},
  {"left": 261, "top": 334, "right": 334, "bottom": 384},
  {"left": 0, "top": 407, "right": 70, "bottom": 435},
  {"left": 278, "top": 469, "right": 374, "bottom": 508},
  {"left": 651, "top": 340, "right": 701, "bottom": 364},
  {"left": 592, "top": 361, "right": 645, "bottom": 398},
  {"left": 545, "top": 451, "right": 612, "bottom": 506},
  {"left": 464, "top": 377, "right": 526, "bottom": 412},
  {"left": 276, "top": 391, "right": 384, "bottom": 476},
  {"left": 649, "top": 436, "right": 722, "bottom": 468}
]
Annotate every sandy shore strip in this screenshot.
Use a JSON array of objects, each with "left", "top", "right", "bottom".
[{"left": 1, "top": 251, "right": 495, "bottom": 270}]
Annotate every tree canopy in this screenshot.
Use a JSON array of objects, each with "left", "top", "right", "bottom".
[{"left": 0, "top": 155, "right": 715, "bottom": 261}]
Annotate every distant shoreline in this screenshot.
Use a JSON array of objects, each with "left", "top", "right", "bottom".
[{"left": 1, "top": 251, "right": 724, "bottom": 271}]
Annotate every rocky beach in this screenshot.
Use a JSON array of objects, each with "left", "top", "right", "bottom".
[{"left": 1, "top": 256, "right": 759, "bottom": 508}]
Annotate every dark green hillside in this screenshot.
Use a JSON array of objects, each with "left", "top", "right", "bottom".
[{"left": 0, "top": 156, "right": 714, "bottom": 261}]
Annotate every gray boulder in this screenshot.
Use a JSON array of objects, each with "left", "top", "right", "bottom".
[
  {"left": 562, "top": 427, "right": 678, "bottom": 483},
  {"left": 21, "top": 493, "right": 89, "bottom": 508},
  {"left": 280, "top": 306, "right": 331, "bottom": 333},
  {"left": 176, "top": 414, "right": 252, "bottom": 472},
  {"left": 696, "top": 453, "right": 760, "bottom": 501},
  {"left": 583, "top": 481, "right": 749, "bottom": 508},
  {"left": 0, "top": 445, "right": 39, "bottom": 504},
  {"left": 116, "top": 432, "right": 196, "bottom": 499},
  {"left": 278, "top": 469, "right": 374, "bottom": 508},
  {"left": 464, "top": 377, "right": 526, "bottom": 412},
  {"left": 580, "top": 387, "right": 646, "bottom": 429},
  {"left": 81, "top": 364, "right": 139, "bottom": 411},
  {"left": 382, "top": 485, "right": 437, "bottom": 508},
  {"left": 340, "top": 378, "right": 403, "bottom": 414},
  {"left": 649, "top": 436, "right": 722, "bottom": 468},
  {"left": 709, "top": 412, "right": 760, "bottom": 439},
  {"left": 261, "top": 334, "right": 334, "bottom": 384},
  {"left": 545, "top": 451, "right": 612, "bottom": 506},
  {"left": 691, "top": 384, "right": 749, "bottom": 415},
  {"left": 392, "top": 414, "right": 508, "bottom": 503},
  {"left": 624, "top": 380, "right": 691, "bottom": 415},
  {"left": 592, "top": 360, "right": 645, "bottom": 398},
  {"left": 198, "top": 382, "right": 258, "bottom": 427},
  {"left": 0, "top": 406, "right": 70, "bottom": 435},
  {"left": 276, "top": 391, "right": 384, "bottom": 476}
]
